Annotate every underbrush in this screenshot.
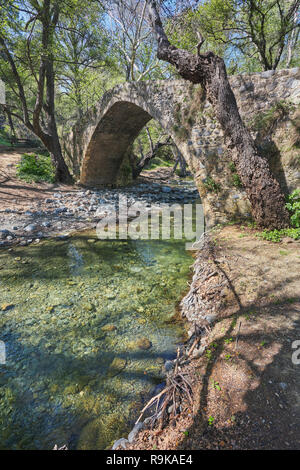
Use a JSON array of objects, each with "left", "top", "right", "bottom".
[
  {"left": 0, "top": 129, "right": 13, "bottom": 146},
  {"left": 256, "top": 227, "right": 300, "bottom": 242},
  {"left": 16, "top": 153, "right": 55, "bottom": 183},
  {"left": 256, "top": 189, "right": 300, "bottom": 242},
  {"left": 145, "top": 157, "right": 173, "bottom": 170}
]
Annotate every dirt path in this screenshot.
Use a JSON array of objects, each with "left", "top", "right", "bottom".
[
  {"left": 125, "top": 226, "right": 300, "bottom": 450},
  {"left": 0, "top": 146, "right": 75, "bottom": 212}
]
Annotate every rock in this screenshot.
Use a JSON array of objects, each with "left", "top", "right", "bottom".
[
  {"left": 107, "top": 357, "right": 127, "bottom": 377},
  {"left": 203, "top": 314, "right": 217, "bottom": 324},
  {"left": 261, "top": 70, "right": 275, "bottom": 79},
  {"left": 42, "top": 221, "right": 51, "bottom": 228},
  {"left": 101, "top": 324, "right": 117, "bottom": 332},
  {"left": 137, "top": 337, "right": 152, "bottom": 350},
  {"left": 164, "top": 360, "right": 174, "bottom": 372},
  {"left": 112, "top": 438, "right": 129, "bottom": 450},
  {"left": 162, "top": 186, "right": 172, "bottom": 193},
  {"left": 0, "top": 230, "right": 11, "bottom": 239},
  {"left": 24, "top": 224, "right": 38, "bottom": 233},
  {"left": 1, "top": 303, "right": 14, "bottom": 312},
  {"left": 128, "top": 422, "right": 144, "bottom": 443}
]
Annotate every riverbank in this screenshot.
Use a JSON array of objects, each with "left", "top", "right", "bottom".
[
  {"left": 0, "top": 148, "right": 198, "bottom": 247},
  {"left": 0, "top": 148, "right": 201, "bottom": 450},
  {"left": 121, "top": 225, "right": 300, "bottom": 450}
]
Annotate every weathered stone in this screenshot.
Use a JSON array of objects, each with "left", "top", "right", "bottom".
[
  {"left": 101, "top": 324, "right": 117, "bottom": 332},
  {"left": 112, "top": 438, "right": 129, "bottom": 450},
  {"left": 128, "top": 422, "right": 144, "bottom": 443},
  {"left": 137, "top": 337, "right": 152, "bottom": 350},
  {"left": 63, "top": 68, "right": 300, "bottom": 228}
]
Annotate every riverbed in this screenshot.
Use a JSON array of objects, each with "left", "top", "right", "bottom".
[{"left": 0, "top": 222, "right": 196, "bottom": 449}]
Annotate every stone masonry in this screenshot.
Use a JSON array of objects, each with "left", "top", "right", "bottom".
[{"left": 64, "top": 68, "right": 300, "bottom": 227}]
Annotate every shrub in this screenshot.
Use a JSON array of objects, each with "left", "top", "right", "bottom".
[
  {"left": 228, "top": 162, "right": 243, "bottom": 188},
  {"left": 286, "top": 189, "right": 300, "bottom": 228},
  {"left": 204, "top": 176, "right": 221, "bottom": 193},
  {"left": 250, "top": 100, "right": 295, "bottom": 135},
  {"left": 16, "top": 153, "right": 55, "bottom": 183},
  {"left": 256, "top": 228, "right": 300, "bottom": 242}
]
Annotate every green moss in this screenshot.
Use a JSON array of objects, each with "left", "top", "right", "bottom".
[
  {"left": 204, "top": 176, "right": 221, "bottom": 193},
  {"left": 77, "top": 413, "right": 128, "bottom": 450}
]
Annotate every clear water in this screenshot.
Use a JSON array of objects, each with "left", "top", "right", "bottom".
[{"left": 0, "top": 231, "right": 194, "bottom": 449}]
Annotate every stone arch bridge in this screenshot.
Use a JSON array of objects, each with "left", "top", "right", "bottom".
[{"left": 64, "top": 68, "right": 300, "bottom": 226}]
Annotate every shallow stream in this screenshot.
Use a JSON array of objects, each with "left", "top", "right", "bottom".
[{"left": 0, "top": 226, "right": 195, "bottom": 449}]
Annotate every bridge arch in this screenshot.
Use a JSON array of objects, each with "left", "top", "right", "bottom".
[{"left": 64, "top": 69, "right": 300, "bottom": 226}]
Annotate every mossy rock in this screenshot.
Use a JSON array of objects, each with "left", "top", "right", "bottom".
[
  {"left": 101, "top": 324, "right": 117, "bottom": 332},
  {"left": 77, "top": 413, "right": 128, "bottom": 450},
  {"left": 137, "top": 337, "right": 152, "bottom": 350},
  {"left": 106, "top": 357, "right": 127, "bottom": 378},
  {"left": 64, "top": 384, "right": 80, "bottom": 395}
]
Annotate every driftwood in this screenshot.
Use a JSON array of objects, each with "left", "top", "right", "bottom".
[{"left": 135, "top": 347, "right": 195, "bottom": 429}]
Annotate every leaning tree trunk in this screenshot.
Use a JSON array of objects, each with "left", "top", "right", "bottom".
[
  {"left": 132, "top": 137, "right": 171, "bottom": 178},
  {"left": 148, "top": 1, "right": 290, "bottom": 229}
]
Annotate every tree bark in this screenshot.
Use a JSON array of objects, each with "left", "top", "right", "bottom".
[
  {"left": 172, "top": 145, "right": 187, "bottom": 177},
  {"left": 147, "top": 1, "right": 290, "bottom": 229},
  {"left": 132, "top": 136, "right": 171, "bottom": 178},
  {"left": 0, "top": 2, "right": 73, "bottom": 184}
]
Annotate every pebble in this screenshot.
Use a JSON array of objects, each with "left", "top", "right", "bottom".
[
  {"left": 24, "top": 224, "right": 38, "bottom": 233},
  {"left": 112, "top": 438, "right": 128, "bottom": 450},
  {"left": 137, "top": 337, "right": 152, "bottom": 350},
  {"left": 128, "top": 422, "right": 144, "bottom": 443},
  {"left": 0, "top": 181, "right": 199, "bottom": 247}
]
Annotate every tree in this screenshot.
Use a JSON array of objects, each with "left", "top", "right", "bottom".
[
  {"left": 0, "top": 0, "right": 72, "bottom": 182},
  {"left": 131, "top": 126, "right": 171, "bottom": 177},
  {"left": 102, "top": 0, "right": 168, "bottom": 81},
  {"left": 183, "top": 0, "right": 300, "bottom": 72},
  {"left": 55, "top": 2, "right": 112, "bottom": 130},
  {"left": 147, "top": 0, "right": 290, "bottom": 229}
]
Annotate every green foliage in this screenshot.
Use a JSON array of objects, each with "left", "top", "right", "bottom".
[
  {"left": 133, "top": 120, "right": 174, "bottom": 170},
  {"left": 211, "top": 380, "right": 221, "bottom": 391},
  {"left": 232, "top": 173, "right": 243, "bottom": 188},
  {"left": 204, "top": 176, "right": 221, "bottom": 193},
  {"left": 146, "top": 157, "right": 173, "bottom": 170},
  {"left": 208, "top": 416, "right": 215, "bottom": 426},
  {"left": 228, "top": 162, "right": 243, "bottom": 188},
  {"left": 16, "top": 153, "right": 55, "bottom": 183},
  {"left": 250, "top": 101, "right": 295, "bottom": 135},
  {"left": 286, "top": 189, "right": 300, "bottom": 228},
  {"left": 256, "top": 227, "right": 300, "bottom": 242},
  {"left": 0, "top": 129, "right": 13, "bottom": 146},
  {"left": 176, "top": 0, "right": 300, "bottom": 72}
]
